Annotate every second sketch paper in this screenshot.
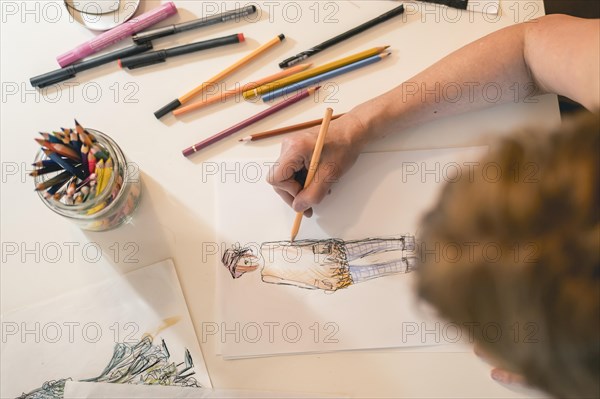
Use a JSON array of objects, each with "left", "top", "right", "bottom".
[
  {"left": 215, "top": 146, "right": 488, "bottom": 358},
  {"left": 1, "top": 259, "right": 211, "bottom": 398}
]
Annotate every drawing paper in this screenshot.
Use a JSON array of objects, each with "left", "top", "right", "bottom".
[
  {"left": 1, "top": 259, "right": 211, "bottom": 398},
  {"left": 63, "top": 381, "right": 343, "bottom": 398},
  {"left": 215, "top": 147, "right": 488, "bottom": 358}
]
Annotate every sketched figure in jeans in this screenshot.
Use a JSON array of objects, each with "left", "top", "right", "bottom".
[{"left": 222, "top": 236, "right": 417, "bottom": 292}]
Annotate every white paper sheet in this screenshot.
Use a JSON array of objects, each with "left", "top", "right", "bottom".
[
  {"left": 215, "top": 147, "right": 488, "bottom": 358},
  {"left": 63, "top": 381, "right": 343, "bottom": 398},
  {"left": 1, "top": 260, "right": 211, "bottom": 398}
]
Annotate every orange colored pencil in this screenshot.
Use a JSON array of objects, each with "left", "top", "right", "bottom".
[
  {"left": 155, "top": 34, "right": 286, "bottom": 119},
  {"left": 74, "top": 119, "right": 93, "bottom": 147},
  {"left": 239, "top": 113, "right": 345, "bottom": 142},
  {"left": 34, "top": 139, "right": 80, "bottom": 161},
  {"left": 173, "top": 63, "right": 312, "bottom": 116},
  {"left": 290, "top": 107, "right": 334, "bottom": 241}
]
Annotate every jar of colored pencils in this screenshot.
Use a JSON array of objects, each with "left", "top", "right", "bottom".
[{"left": 32, "top": 122, "right": 141, "bottom": 231}]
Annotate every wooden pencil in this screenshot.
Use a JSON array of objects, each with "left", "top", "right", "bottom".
[
  {"left": 29, "top": 163, "right": 63, "bottom": 177},
  {"left": 182, "top": 86, "right": 319, "bottom": 157},
  {"left": 155, "top": 34, "right": 286, "bottom": 119},
  {"left": 35, "top": 139, "right": 81, "bottom": 161},
  {"left": 98, "top": 158, "right": 113, "bottom": 195},
  {"left": 243, "top": 46, "right": 388, "bottom": 99},
  {"left": 290, "top": 107, "right": 334, "bottom": 241},
  {"left": 74, "top": 120, "right": 93, "bottom": 147},
  {"left": 55, "top": 130, "right": 71, "bottom": 145},
  {"left": 35, "top": 170, "right": 72, "bottom": 191},
  {"left": 43, "top": 150, "right": 86, "bottom": 180},
  {"left": 172, "top": 63, "right": 312, "bottom": 116},
  {"left": 87, "top": 151, "right": 96, "bottom": 175},
  {"left": 239, "top": 113, "right": 345, "bottom": 142},
  {"left": 39, "top": 132, "right": 62, "bottom": 144}
]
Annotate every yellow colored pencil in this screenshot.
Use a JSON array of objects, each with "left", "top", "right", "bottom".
[
  {"left": 155, "top": 34, "right": 286, "bottom": 119},
  {"left": 98, "top": 157, "right": 113, "bottom": 195},
  {"left": 290, "top": 107, "right": 334, "bottom": 242},
  {"left": 244, "top": 46, "right": 388, "bottom": 99},
  {"left": 173, "top": 63, "right": 312, "bottom": 116},
  {"left": 94, "top": 159, "right": 105, "bottom": 196}
]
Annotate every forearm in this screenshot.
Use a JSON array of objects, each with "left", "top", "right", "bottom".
[
  {"left": 350, "top": 14, "right": 599, "bottom": 145},
  {"left": 351, "top": 22, "right": 535, "bottom": 143}
]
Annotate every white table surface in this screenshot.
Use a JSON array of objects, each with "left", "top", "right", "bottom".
[{"left": 1, "top": 1, "right": 559, "bottom": 397}]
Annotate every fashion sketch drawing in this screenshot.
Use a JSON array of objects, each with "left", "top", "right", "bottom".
[
  {"left": 222, "top": 236, "right": 417, "bottom": 292},
  {"left": 18, "top": 336, "right": 200, "bottom": 399}
]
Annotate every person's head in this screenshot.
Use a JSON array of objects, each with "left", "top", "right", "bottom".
[
  {"left": 417, "top": 111, "right": 599, "bottom": 398},
  {"left": 222, "top": 246, "right": 261, "bottom": 278}
]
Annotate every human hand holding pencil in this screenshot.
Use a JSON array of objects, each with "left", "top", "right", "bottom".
[{"left": 268, "top": 112, "right": 370, "bottom": 218}]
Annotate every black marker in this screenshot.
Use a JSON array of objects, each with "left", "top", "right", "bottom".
[
  {"left": 132, "top": 5, "right": 257, "bottom": 44},
  {"left": 279, "top": 4, "right": 405, "bottom": 69},
  {"left": 119, "top": 33, "right": 245, "bottom": 69},
  {"left": 422, "top": 0, "right": 468, "bottom": 10},
  {"left": 30, "top": 42, "right": 153, "bottom": 88}
]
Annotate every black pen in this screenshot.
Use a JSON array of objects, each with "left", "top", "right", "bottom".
[
  {"left": 279, "top": 4, "right": 405, "bottom": 69},
  {"left": 421, "top": 0, "right": 468, "bottom": 10},
  {"left": 30, "top": 42, "right": 153, "bottom": 88},
  {"left": 132, "top": 5, "right": 257, "bottom": 44},
  {"left": 118, "top": 33, "right": 245, "bottom": 69}
]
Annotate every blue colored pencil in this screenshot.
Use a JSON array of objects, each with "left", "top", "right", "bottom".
[
  {"left": 262, "top": 52, "right": 391, "bottom": 102},
  {"left": 44, "top": 150, "right": 86, "bottom": 180}
]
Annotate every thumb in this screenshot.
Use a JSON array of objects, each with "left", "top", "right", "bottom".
[{"left": 292, "top": 175, "right": 332, "bottom": 213}]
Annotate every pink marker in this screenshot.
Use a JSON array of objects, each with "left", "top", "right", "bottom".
[{"left": 57, "top": 2, "right": 178, "bottom": 67}]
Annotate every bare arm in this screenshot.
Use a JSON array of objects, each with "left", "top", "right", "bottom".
[
  {"left": 355, "top": 14, "right": 600, "bottom": 141},
  {"left": 269, "top": 15, "right": 600, "bottom": 214}
]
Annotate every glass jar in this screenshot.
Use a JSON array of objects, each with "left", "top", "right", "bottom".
[{"left": 33, "top": 129, "right": 141, "bottom": 231}]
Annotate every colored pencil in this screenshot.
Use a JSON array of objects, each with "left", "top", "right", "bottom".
[
  {"left": 74, "top": 120, "right": 93, "bottom": 147},
  {"left": 94, "top": 159, "right": 105, "bottom": 196},
  {"left": 29, "top": 163, "right": 64, "bottom": 177},
  {"left": 43, "top": 150, "right": 86, "bottom": 180},
  {"left": 182, "top": 86, "right": 320, "bottom": 157},
  {"left": 98, "top": 158, "right": 113, "bottom": 195},
  {"left": 239, "top": 113, "right": 345, "bottom": 142},
  {"left": 32, "top": 122, "right": 116, "bottom": 205},
  {"left": 55, "top": 130, "right": 71, "bottom": 145},
  {"left": 155, "top": 34, "right": 286, "bottom": 119},
  {"left": 243, "top": 46, "right": 388, "bottom": 99},
  {"left": 33, "top": 159, "right": 62, "bottom": 168},
  {"left": 87, "top": 151, "right": 97, "bottom": 176},
  {"left": 172, "top": 63, "right": 312, "bottom": 116},
  {"left": 40, "top": 132, "right": 62, "bottom": 144},
  {"left": 80, "top": 144, "right": 89, "bottom": 177},
  {"left": 70, "top": 130, "right": 81, "bottom": 152},
  {"left": 263, "top": 52, "right": 391, "bottom": 102},
  {"left": 44, "top": 180, "right": 67, "bottom": 198},
  {"left": 35, "top": 170, "right": 72, "bottom": 191},
  {"left": 290, "top": 107, "right": 334, "bottom": 241},
  {"left": 91, "top": 146, "right": 109, "bottom": 161},
  {"left": 35, "top": 140, "right": 81, "bottom": 161}
]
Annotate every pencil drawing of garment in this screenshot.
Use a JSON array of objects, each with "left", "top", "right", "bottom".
[
  {"left": 260, "top": 236, "right": 415, "bottom": 291},
  {"left": 345, "top": 237, "right": 416, "bottom": 283}
]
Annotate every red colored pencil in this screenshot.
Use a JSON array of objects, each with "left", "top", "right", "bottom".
[{"left": 182, "top": 86, "right": 320, "bottom": 157}]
